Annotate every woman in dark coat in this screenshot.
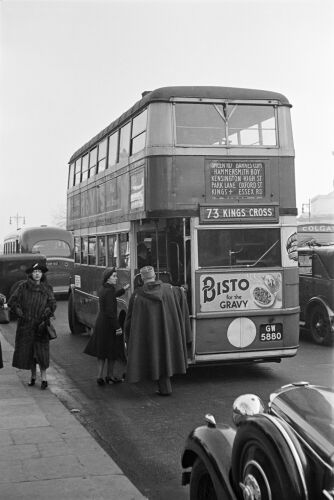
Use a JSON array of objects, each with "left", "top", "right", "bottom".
[
  {"left": 84, "top": 268, "right": 130, "bottom": 385},
  {"left": 8, "top": 262, "right": 57, "bottom": 389}
]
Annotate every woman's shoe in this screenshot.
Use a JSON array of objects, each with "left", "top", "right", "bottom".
[
  {"left": 41, "top": 380, "right": 48, "bottom": 390},
  {"left": 155, "top": 390, "right": 171, "bottom": 396},
  {"left": 28, "top": 379, "right": 36, "bottom": 387},
  {"left": 110, "top": 377, "right": 123, "bottom": 384},
  {"left": 105, "top": 376, "right": 112, "bottom": 384},
  {"left": 97, "top": 378, "right": 105, "bottom": 386}
]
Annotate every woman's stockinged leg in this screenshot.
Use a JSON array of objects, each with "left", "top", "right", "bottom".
[
  {"left": 105, "top": 359, "right": 115, "bottom": 383},
  {"left": 28, "top": 362, "right": 37, "bottom": 386},
  {"left": 40, "top": 368, "right": 48, "bottom": 389},
  {"left": 97, "top": 359, "right": 105, "bottom": 385}
]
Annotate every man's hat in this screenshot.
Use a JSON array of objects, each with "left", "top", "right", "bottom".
[
  {"left": 140, "top": 266, "right": 155, "bottom": 281},
  {"left": 25, "top": 262, "right": 48, "bottom": 274}
]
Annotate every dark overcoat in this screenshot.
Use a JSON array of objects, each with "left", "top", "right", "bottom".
[
  {"left": 124, "top": 281, "right": 191, "bottom": 383},
  {"left": 84, "top": 283, "right": 126, "bottom": 361},
  {"left": 0, "top": 340, "right": 3, "bottom": 369},
  {"left": 8, "top": 278, "right": 57, "bottom": 370}
]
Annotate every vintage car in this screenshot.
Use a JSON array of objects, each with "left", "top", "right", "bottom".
[
  {"left": 181, "top": 382, "right": 334, "bottom": 500},
  {"left": 298, "top": 245, "right": 334, "bottom": 345}
]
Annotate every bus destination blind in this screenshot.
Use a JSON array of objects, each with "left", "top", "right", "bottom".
[{"left": 200, "top": 205, "right": 279, "bottom": 223}]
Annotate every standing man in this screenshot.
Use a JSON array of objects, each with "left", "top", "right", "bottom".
[{"left": 124, "top": 266, "right": 191, "bottom": 395}]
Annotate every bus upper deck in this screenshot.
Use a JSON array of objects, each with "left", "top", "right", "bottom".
[{"left": 66, "top": 86, "right": 299, "bottom": 365}]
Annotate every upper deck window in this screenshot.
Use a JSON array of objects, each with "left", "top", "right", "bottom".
[
  {"left": 97, "top": 139, "right": 107, "bottom": 173},
  {"left": 175, "top": 103, "right": 277, "bottom": 147},
  {"left": 131, "top": 109, "right": 147, "bottom": 155},
  {"left": 108, "top": 132, "right": 118, "bottom": 169},
  {"left": 89, "top": 147, "right": 97, "bottom": 178},
  {"left": 81, "top": 154, "right": 89, "bottom": 182},
  {"left": 74, "top": 159, "right": 82, "bottom": 185},
  {"left": 68, "top": 163, "right": 75, "bottom": 188},
  {"left": 119, "top": 122, "right": 131, "bottom": 161}
]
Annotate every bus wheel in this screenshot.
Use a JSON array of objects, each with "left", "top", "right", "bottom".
[
  {"left": 189, "top": 458, "right": 217, "bottom": 500},
  {"left": 309, "top": 304, "right": 332, "bottom": 345},
  {"left": 68, "top": 293, "right": 85, "bottom": 335}
]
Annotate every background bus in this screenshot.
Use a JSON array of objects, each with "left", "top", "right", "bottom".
[
  {"left": 66, "top": 86, "right": 299, "bottom": 365},
  {"left": 3, "top": 226, "right": 74, "bottom": 296}
]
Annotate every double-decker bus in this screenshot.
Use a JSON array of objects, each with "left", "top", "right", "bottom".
[
  {"left": 3, "top": 226, "right": 74, "bottom": 296},
  {"left": 67, "top": 86, "right": 299, "bottom": 364}
]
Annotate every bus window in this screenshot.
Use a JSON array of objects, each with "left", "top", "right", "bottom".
[
  {"left": 198, "top": 228, "right": 281, "bottom": 268},
  {"left": 97, "top": 236, "right": 106, "bottom": 266},
  {"left": 89, "top": 147, "right": 97, "bottom": 178},
  {"left": 175, "top": 103, "right": 226, "bottom": 146},
  {"left": 81, "top": 237, "right": 88, "bottom": 264},
  {"left": 68, "top": 163, "right": 75, "bottom": 188},
  {"left": 97, "top": 139, "right": 107, "bottom": 173},
  {"left": 81, "top": 154, "right": 89, "bottom": 182},
  {"left": 74, "top": 237, "right": 80, "bottom": 263},
  {"left": 108, "top": 132, "right": 118, "bottom": 168},
  {"left": 31, "top": 240, "right": 72, "bottom": 258},
  {"left": 119, "top": 233, "right": 130, "bottom": 269},
  {"left": 119, "top": 123, "right": 131, "bottom": 161},
  {"left": 88, "top": 237, "right": 96, "bottom": 265},
  {"left": 107, "top": 235, "right": 117, "bottom": 267},
  {"left": 74, "top": 158, "right": 82, "bottom": 185},
  {"left": 228, "top": 105, "right": 276, "bottom": 146},
  {"left": 131, "top": 109, "right": 147, "bottom": 155}
]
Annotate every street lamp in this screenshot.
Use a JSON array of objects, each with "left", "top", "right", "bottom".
[{"left": 9, "top": 213, "right": 26, "bottom": 231}]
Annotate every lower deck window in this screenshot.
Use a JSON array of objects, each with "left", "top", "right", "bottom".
[{"left": 198, "top": 228, "right": 281, "bottom": 268}]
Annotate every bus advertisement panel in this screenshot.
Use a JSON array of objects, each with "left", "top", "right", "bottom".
[{"left": 66, "top": 86, "right": 299, "bottom": 365}]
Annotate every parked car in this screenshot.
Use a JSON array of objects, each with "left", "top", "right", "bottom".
[
  {"left": 181, "top": 381, "right": 334, "bottom": 500},
  {"left": 298, "top": 245, "right": 334, "bottom": 345}
]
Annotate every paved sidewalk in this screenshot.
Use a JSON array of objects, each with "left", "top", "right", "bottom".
[{"left": 0, "top": 331, "right": 147, "bottom": 500}]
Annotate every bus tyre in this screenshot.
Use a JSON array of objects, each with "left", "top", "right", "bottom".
[
  {"left": 68, "top": 293, "right": 85, "bottom": 335},
  {"left": 189, "top": 458, "right": 217, "bottom": 500},
  {"left": 309, "top": 304, "right": 332, "bottom": 346},
  {"left": 231, "top": 424, "right": 304, "bottom": 500}
]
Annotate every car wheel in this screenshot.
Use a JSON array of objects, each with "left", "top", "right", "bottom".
[
  {"left": 232, "top": 424, "right": 305, "bottom": 500},
  {"left": 68, "top": 293, "right": 85, "bottom": 335},
  {"left": 309, "top": 304, "right": 332, "bottom": 346},
  {"left": 190, "top": 458, "right": 217, "bottom": 500}
]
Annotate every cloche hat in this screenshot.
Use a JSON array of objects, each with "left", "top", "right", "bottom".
[
  {"left": 25, "top": 262, "right": 48, "bottom": 274},
  {"left": 102, "top": 267, "right": 116, "bottom": 284}
]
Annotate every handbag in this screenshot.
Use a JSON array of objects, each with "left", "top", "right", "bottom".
[{"left": 46, "top": 322, "right": 57, "bottom": 340}]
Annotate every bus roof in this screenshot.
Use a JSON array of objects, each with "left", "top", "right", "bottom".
[
  {"left": 4, "top": 226, "right": 73, "bottom": 244},
  {"left": 69, "top": 85, "right": 291, "bottom": 163}
]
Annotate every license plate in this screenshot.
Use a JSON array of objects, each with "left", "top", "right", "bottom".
[{"left": 260, "top": 323, "right": 283, "bottom": 341}]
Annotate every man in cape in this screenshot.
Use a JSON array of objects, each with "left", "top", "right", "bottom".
[{"left": 124, "top": 266, "right": 191, "bottom": 395}]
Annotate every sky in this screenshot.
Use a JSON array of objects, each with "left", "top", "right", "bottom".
[{"left": 1, "top": 0, "right": 333, "bottom": 243}]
